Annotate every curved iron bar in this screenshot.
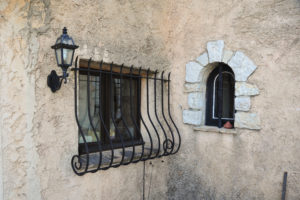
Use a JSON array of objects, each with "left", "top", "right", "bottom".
[
  {"left": 129, "top": 66, "right": 145, "bottom": 162},
  {"left": 119, "top": 65, "right": 136, "bottom": 164},
  {"left": 109, "top": 63, "right": 127, "bottom": 166},
  {"left": 137, "top": 67, "right": 153, "bottom": 160},
  {"left": 71, "top": 56, "right": 90, "bottom": 176},
  {"left": 154, "top": 71, "right": 169, "bottom": 156},
  {"left": 86, "top": 58, "right": 103, "bottom": 171},
  {"left": 167, "top": 72, "right": 181, "bottom": 154},
  {"left": 97, "top": 61, "right": 116, "bottom": 169},
  {"left": 160, "top": 71, "right": 175, "bottom": 154},
  {"left": 146, "top": 69, "right": 161, "bottom": 158}
]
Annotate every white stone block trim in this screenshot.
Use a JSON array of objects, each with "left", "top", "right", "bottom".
[
  {"left": 188, "top": 92, "right": 203, "bottom": 109},
  {"left": 183, "top": 110, "right": 202, "bottom": 125},
  {"left": 185, "top": 61, "right": 203, "bottom": 83},
  {"left": 222, "top": 50, "right": 234, "bottom": 64},
  {"left": 235, "top": 96, "right": 251, "bottom": 111},
  {"left": 228, "top": 51, "right": 257, "bottom": 81},
  {"left": 183, "top": 40, "right": 260, "bottom": 130},
  {"left": 235, "top": 82, "right": 259, "bottom": 96},
  {"left": 184, "top": 83, "right": 202, "bottom": 93},
  {"left": 196, "top": 52, "right": 208, "bottom": 66},
  {"left": 235, "top": 112, "right": 261, "bottom": 130},
  {"left": 207, "top": 40, "right": 224, "bottom": 63}
]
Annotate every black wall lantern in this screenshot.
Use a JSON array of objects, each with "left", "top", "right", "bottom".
[{"left": 47, "top": 27, "right": 79, "bottom": 92}]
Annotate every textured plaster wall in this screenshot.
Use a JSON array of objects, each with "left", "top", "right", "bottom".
[
  {"left": 166, "top": 0, "right": 300, "bottom": 199},
  {"left": 0, "top": 0, "right": 300, "bottom": 200}
]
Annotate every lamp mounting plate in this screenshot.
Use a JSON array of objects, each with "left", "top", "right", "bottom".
[{"left": 47, "top": 70, "right": 62, "bottom": 93}]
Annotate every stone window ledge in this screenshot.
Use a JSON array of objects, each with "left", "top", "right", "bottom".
[{"left": 193, "top": 126, "right": 237, "bottom": 134}]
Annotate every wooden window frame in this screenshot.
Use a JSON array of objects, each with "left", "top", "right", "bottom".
[{"left": 205, "top": 64, "right": 235, "bottom": 127}]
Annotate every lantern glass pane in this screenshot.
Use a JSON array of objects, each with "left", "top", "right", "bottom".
[
  {"left": 62, "top": 37, "right": 74, "bottom": 45},
  {"left": 56, "top": 38, "right": 61, "bottom": 44},
  {"left": 68, "top": 38, "right": 74, "bottom": 45},
  {"left": 56, "top": 48, "right": 62, "bottom": 65},
  {"left": 62, "top": 48, "right": 74, "bottom": 65}
]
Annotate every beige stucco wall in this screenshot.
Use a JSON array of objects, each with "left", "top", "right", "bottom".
[{"left": 0, "top": 0, "right": 300, "bottom": 199}]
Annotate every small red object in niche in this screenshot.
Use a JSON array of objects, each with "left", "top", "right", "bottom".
[{"left": 224, "top": 121, "right": 233, "bottom": 129}]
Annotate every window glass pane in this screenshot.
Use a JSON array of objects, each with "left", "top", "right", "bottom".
[
  {"left": 78, "top": 75, "right": 101, "bottom": 144},
  {"left": 222, "top": 73, "right": 234, "bottom": 118},
  {"left": 214, "top": 73, "right": 234, "bottom": 119},
  {"left": 55, "top": 49, "right": 62, "bottom": 65},
  {"left": 62, "top": 48, "right": 73, "bottom": 65},
  {"left": 78, "top": 73, "right": 139, "bottom": 146},
  {"left": 109, "top": 77, "right": 138, "bottom": 142}
]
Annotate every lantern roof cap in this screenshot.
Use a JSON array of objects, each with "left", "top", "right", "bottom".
[{"left": 51, "top": 27, "right": 79, "bottom": 50}]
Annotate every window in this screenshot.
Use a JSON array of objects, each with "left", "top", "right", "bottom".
[
  {"left": 78, "top": 65, "right": 143, "bottom": 154},
  {"left": 183, "top": 40, "right": 260, "bottom": 131},
  {"left": 71, "top": 58, "right": 181, "bottom": 175},
  {"left": 205, "top": 64, "right": 235, "bottom": 127}
]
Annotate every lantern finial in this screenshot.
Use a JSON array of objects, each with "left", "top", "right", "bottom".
[{"left": 63, "top": 27, "right": 67, "bottom": 34}]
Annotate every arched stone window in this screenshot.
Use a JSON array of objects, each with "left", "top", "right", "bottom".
[{"left": 183, "top": 40, "right": 260, "bottom": 131}]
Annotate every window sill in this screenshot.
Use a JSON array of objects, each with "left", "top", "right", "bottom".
[
  {"left": 78, "top": 147, "right": 159, "bottom": 171},
  {"left": 79, "top": 140, "right": 145, "bottom": 154},
  {"left": 193, "top": 125, "right": 237, "bottom": 134}
]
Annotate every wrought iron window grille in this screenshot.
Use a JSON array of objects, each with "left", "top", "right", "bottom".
[{"left": 71, "top": 57, "right": 181, "bottom": 176}]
